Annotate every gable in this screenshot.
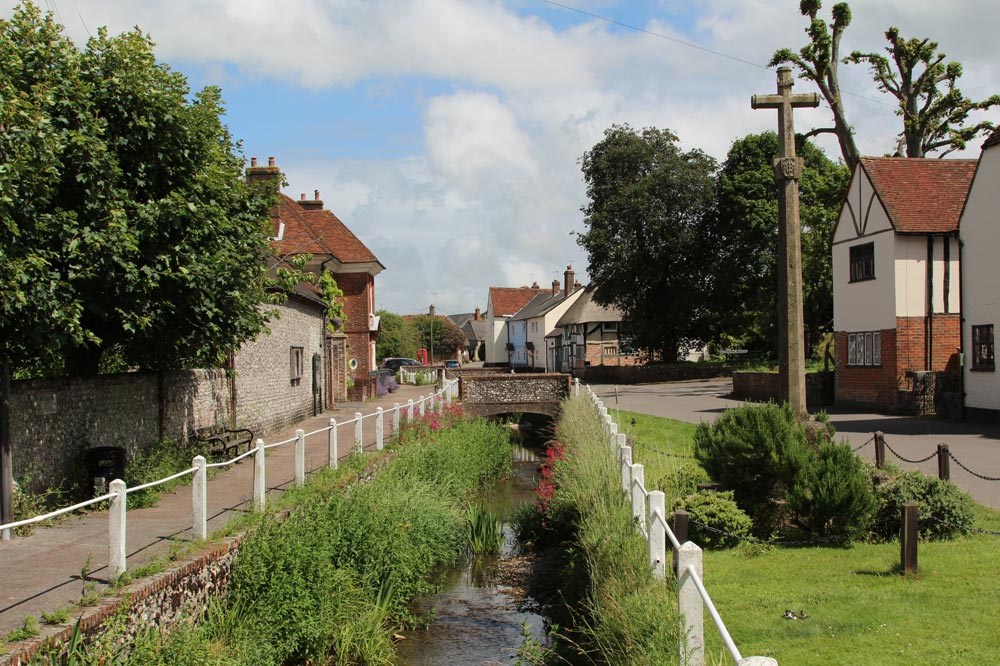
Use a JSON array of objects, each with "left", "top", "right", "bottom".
[
  {"left": 861, "top": 157, "right": 976, "bottom": 234},
  {"left": 488, "top": 286, "right": 548, "bottom": 317}
]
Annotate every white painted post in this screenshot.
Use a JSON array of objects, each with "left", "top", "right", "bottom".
[
  {"left": 620, "top": 445, "right": 632, "bottom": 494},
  {"left": 430, "top": 391, "right": 436, "bottom": 414},
  {"left": 446, "top": 382, "right": 453, "bottom": 406},
  {"left": 574, "top": 378, "right": 580, "bottom": 396},
  {"left": 610, "top": 421, "right": 618, "bottom": 438},
  {"left": 354, "top": 413, "right": 363, "bottom": 454},
  {"left": 108, "top": 479, "right": 127, "bottom": 580},
  {"left": 739, "top": 659, "right": 779, "bottom": 665},
  {"left": 678, "top": 542, "right": 705, "bottom": 666},
  {"left": 419, "top": 396, "right": 426, "bottom": 418},
  {"left": 328, "top": 420, "right": 338, "bottom": 470},
  {"left": 254, "top": 439, "right": 266, "bottom": 511},
  {"left": 193, "top": 455, "right": 207, "bottom": 540},
  {"left": 407, "top": 399, "right": 414, "bottom": 421},
  {"left": 376, "top": 407, "right": 384, "bottom": 451},
  {"left": 393, "top": 403, "right": 401, "bottom": 436},
  {"left": 648, "top": 491, "right": 666, "bottom": 580},
  {"left": 294, "top": 429, "right": 306, "bottom": 488},
  {"left": 605, "top": 414, "right": 612, "bottom": 435},
  {"left": 630, "top": 463, "right": 644, "bottom": 524}
]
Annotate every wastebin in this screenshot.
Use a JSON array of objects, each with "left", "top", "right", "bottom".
[{"left": 84, "top": 446, "right": 126, "bottom": 493}]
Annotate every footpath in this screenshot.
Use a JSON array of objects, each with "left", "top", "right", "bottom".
[{"left": 0, "top": 383, "right": 433, "bottom": 641}]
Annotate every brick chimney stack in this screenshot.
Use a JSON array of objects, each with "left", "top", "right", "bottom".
[
  {"left": 552, "top": 279, "right": 560, "bottom": 297},
  {"left": 299, "top": 188, "right": 324, "bottom": 212},
  {"left": 564, "top": 265, "right": 575, "bottom": 297},
  {"left": 246, "top": 155, "right": 281, "bottom": 191},
  {"left": 531, "top": 281, "right": 540, "bottom": 289},
  {"left": 475, "top": 307, "right": 481, "bottom": 320}
]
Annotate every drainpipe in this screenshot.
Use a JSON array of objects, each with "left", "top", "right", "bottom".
[
  {"left": 958, "top": 238, "right": 967, "bottom": 420},
  {"left": 926, "top": 236, "right": 934, "bottom": 372}
]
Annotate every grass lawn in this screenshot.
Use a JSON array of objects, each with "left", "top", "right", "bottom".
[{"left": 615, "top": 409, "right": 1000, "bottom": 666}]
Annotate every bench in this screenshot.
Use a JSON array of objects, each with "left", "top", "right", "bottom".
[{"left": 195, "top": 427, "right": 255, "bottom": 462}]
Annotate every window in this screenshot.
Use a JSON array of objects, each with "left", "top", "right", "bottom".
[
  {"left": 846, "top": 331, "right": 881, "bottom": 367},
  {"left": 849, "top": 242, "right": 875, "bottom": 282},
  {"left": 290, "top": 347, "right": 304, "bottom": 384},
  {"left": 972, "top": 324, "right": 995, "bottom": 371},
  {"left": 602, "top": 322, "right": 619, "bottom": 333}
]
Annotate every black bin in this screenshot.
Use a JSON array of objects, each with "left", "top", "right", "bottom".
[{"left": 84, "top": 446, "right": 126, "bottom": 486}]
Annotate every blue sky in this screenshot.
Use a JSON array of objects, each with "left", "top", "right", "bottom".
[{"left": 4, "top": 0, "right": 998, "bottom": 315}]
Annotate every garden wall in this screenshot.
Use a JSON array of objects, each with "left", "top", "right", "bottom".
[
  {"left": 731, "top": 371, "right": 834, "bottom": 406},
  {"left": 578, "top": 364, "right": 732, "bottom": 384}
]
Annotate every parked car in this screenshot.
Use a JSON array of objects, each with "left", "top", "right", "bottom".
[
  {"left": 444, "top": 359, "right": 461, "bottom": 369},
  {"left": 380, "top": 357, "right": 420, "bottom": 372}
]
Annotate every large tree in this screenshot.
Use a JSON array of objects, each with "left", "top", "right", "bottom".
[
  {"left": 770, "top": 0, "right": 859, "bottom": 170},
  {"left": 849, "top": 28, "right": 999, "bottom": 158},
  {"left": 1, "top": 4, "right": 276, "bottom": 376},
  {"left": 410, "top": 314, "right": 465, "bottom": 362},
  {"left": 577, "top": 124, "right": 718, "bottom": 361},
  {"left": 375, "top": 310, "right": 419, "bottom": 362},
  {"left": 712, "top": 132, "right": 849, "bottom": 353}
]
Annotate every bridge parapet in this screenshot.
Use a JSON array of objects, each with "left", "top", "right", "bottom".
[{"left": 460, "top": 373, "right": 570, "bottom": 418}]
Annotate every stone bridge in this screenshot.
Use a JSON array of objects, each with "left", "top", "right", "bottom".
[{"left": 456, "top": 372, "right": 571, "bottom": 418}]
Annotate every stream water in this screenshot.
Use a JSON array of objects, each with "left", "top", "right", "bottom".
[{"left": 394, "top": 441, "right": 547, "bottom": 666}]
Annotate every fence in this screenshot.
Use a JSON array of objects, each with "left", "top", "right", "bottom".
[
  {"left": 0, "top": 380, "right": 460, "bottom": 565},
  {"left": 575, "top": 377, "right": 777, "bottom": 666},
  {"left": 852, "top": 431, "right": 1000, "bottom": 484}
]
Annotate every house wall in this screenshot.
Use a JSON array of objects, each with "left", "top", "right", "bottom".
[
  {"left": 484, "top": 296, "right": 509, "bottom": 365},
  {"left": 894, "top": 235, "right": 960, "bottom": 318},
  {"left": 834, "top": 328, "right": 898, "bottom": 409},
  {"left": 337, "top": 271, "right": 377, "bottom": 400},
  {"left": 508, "top": 320, "right": 529, "bottom": 367},
  {"left": 528, "top": 291, "right": 585, "bottom": 370},
  {"left": 962, "top": 145, "right": 1000, "bottom": 413}
]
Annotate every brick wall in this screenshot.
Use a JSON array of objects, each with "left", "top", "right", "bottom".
[
  {"left": 835, "top": 328, "right": 898, "bottom": 410},
  {"left": 336, "top": 272, "right": 375, "bottom": 400},
  {"left": 584, "top": 342, "right": 641, "bottom": 367}
]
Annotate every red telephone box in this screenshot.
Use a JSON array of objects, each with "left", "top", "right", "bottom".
[{"left": 417, "top": 348, "right": 429, "bottom": 365}]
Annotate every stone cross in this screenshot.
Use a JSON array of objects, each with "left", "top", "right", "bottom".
[{"left": 752, "top": 66, "right": 819, "bottom": 419}]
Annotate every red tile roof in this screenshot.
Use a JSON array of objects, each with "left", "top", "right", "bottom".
[
  {"left": 302, "top": 209, "right": 379, "bottom": 264},
  {"left": 861, "top": 157, "right": 977, "bottom": 234},
  {"left": 489, "top": 286, "right": 548, "bottom": 317}
]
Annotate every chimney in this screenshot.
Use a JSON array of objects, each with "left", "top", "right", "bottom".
[
  {"left": 299, "top": 189, "right": 324, "bottom": 212},
  {"left": 246, "top": 155, "right": 281, "bottom": 192},
  {"left": 552, "top": 279, "right": 560, "bottom": 297},
  {"left": 475, "top": 307, "right": 481, "bottom": 320},
  {"left": 564, "top": 265, "right": 575, "bottom": 297},
  {"left": 531, "top": 281, "right": 540, "bottom": 289}
]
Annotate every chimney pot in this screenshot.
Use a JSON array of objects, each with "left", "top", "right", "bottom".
[
  {"left": 475, "top": 307, "right": 481, "bottom": 320},
  {"left": 268, "top": 156, "right": 275, "bottom": 167},
  {"left": 250, "top": 157, "right": 258, "bottom": 167},
  {"left": 300, "top": 193, "right": 306, "bottom": 200},
  {"left": 314, "top": 189, "right": 320, "bottom": 200}
]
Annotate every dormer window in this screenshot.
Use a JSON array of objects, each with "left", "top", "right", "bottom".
[{"left": 849, "top": 242, "right": 875, "bottom": 282}]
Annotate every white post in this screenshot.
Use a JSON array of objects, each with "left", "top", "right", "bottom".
[
  {"left": 407, "top": 399, "right": 414, "bottom": 421},
  {"left": 193, "top": 455, "right": 207, "bottom": 540},
  {"left": 739, "top": 659, "right": 779, "bottom": 666},
  {"left": 393, "top": 403, "right": 401, "bottom": 436},
  {"left": 610, "top": 421, "right": 618, "bottom": 438},
  {"left": 354, "top": 412, "right": 363, "bottom": 454},
  {"left": 648, "top": 491, "right": 666, "bottom": 580},
  {"left": 254, "top": 439, "right": 266, "bottom": 512},
  {"left": 678, "top": 542, "right": 705, "bottom": 666},
  {"left": 376, "top": 407, "right": 384, "bottom": 451},
  {"left": 328, "top": 419, "right": 338, "bottom": 470},
  {"left": 574, "top": 378, "right": 580, "bottom": 396},
  {"left": 419, "top": 396, "right": 426, "bottom": 418},
  {"left": 446, "top": 382, "right": 453, "bottom": 406},
  {"left": 108, "top": 479, "right": 127, "bottom": 580},
  {"left": 630, "top": 463, "right": 645, "bottom": 524},
  {"left": 295, "top": 428, "right": 306, "bottom": 488},
  {"left": 620, "top": 445, "right": 632, "bottom": 494},
  {"left": 605, "top": 414, "right": 612, "bottom": 435}
]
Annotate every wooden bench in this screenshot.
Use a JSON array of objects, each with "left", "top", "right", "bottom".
[{"left": 195, "top": 427, "right": 255, "bottom": 462}]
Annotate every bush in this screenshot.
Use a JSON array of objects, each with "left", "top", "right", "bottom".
[
  {"left": 786, "top": 441, "right": 875, "bottom": 542},
  {"left": 693, "top": 402, "right": 812, "bottom": 529},
  {"left": 655, "top": 462, "right": 710, "bottom": 502},
  {"left": 870, "top": 470, "right": 975, "bottom": 541},
  {"left": 673, "top": 490, "right": 753, "bottom": 549}
]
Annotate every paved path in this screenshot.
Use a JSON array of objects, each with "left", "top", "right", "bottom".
[
  {"left": 592, "top": 379, "right": 1000, "bottom": 510},
  {"left": 0, "top": 383, "right": 434, "bottom": 639}
]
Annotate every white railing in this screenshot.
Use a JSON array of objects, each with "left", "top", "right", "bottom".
[
  {"left": 582, "top": 383, "right": 777, "bottom": 666},
  {"left": 0, "top": 379, "right": 461, "bottom": 569}
]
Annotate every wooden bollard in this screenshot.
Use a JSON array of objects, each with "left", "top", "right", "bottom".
[
  {"left": 937, "top": 444, "right": 950, "bottom": 481},
  {"left": 874, "top": 431, "right": 885, "bottom": 468},
  {"left": 900, "top": 501, "right": 918, "bottom": 574},
  {"left": 673, "top": 509, "right": 689, "bottom": 575}
]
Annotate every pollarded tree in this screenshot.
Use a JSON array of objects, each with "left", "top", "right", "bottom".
[
  {"left": 849, "top": 28, "right": 1000, "bottom": 158},
  {"left": 577, "top": 124, "right": 719, "bottom": 362}
]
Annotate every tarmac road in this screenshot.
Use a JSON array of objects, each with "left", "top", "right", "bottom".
[{"left": 592, "top": 378, "right": 1000, "bottom": 510}]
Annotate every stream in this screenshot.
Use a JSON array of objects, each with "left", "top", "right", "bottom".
[{"left": 394, "top": 440, "right": 547, "bottom": 666}]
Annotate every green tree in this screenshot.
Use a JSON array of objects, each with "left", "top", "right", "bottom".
[
  {"left": 1, "top": 4, "right": 276, "bottom": 375},
  {"left": 848, "top": 28, "right": 1000, "bottom": 157},
  {"left": 411, "top": 314, "right": 465, "bottom": 361},
  {"left": 770, "top": 0, "right": 860, "bottom": 170},
  {"left": 577, "top": 124, "right": 718, "bottom": 361},
  {"left": 375, "top": 310, "right": 418, "bottom": 362},
  {"left": 712, "top": 132, "right": 849, "bottom": 353}
]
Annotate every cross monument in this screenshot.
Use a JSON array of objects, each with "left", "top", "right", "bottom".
[{"left": 751, "top": 66, "right": 819, "bottom": 419}]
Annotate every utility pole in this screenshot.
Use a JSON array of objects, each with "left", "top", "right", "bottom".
[
  {"left": 430, "top": 292, "right": 440, "bottom": 364},
  {"left": 752, "top": 66, "right": 819, "bottom": 419}
]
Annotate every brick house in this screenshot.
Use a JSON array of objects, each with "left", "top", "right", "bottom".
[
  {"left": 508, "top": 266, "right": 584, "bottom": 370},
  {"left": 248, "top": 157, "right": 384, "bottom": 402},
  {"left": 548, "top": 284, "right": 639, "bottom": 372},
  {"left": 484, "top": 285, "right": 548, "bottom": 366},
  {"left": 832, "top": 157, "right": 976, "bottom": 413},
  {"left": 960, "top": 130, "right": 1000, "bottom": 419}
]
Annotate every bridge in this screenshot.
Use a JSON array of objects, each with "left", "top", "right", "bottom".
[{"left": 455, "top": 372, "right": 571, "bottom": 418}]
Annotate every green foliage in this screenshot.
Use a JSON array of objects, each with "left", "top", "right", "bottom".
[
  {"left": 674, "top": 490, "right": 753, "bottom": 549},
  {"left": 849, "top": 27, "right": 999, "bottom": 157},
  {"left": 125, "top": 439, "right": 199, "bottom": 510},
  {"left": 654, "top": 462, "right": 709, "bottom": 501},
  {"left": 6, "top": 615, "right": 39, "bottom": 642},
  {"left": 319, "top": 270, "right": 346, "bottom": 330},
  {"left": 870, "top": 470, "right": 975, "bottom": 541},
  {"left": 694, "top": 402, "right": 812, "bottom": 530},
  {"left": 787, "top": 441, "right": 875, "bottom": 542},
  {"left": 577, "top": 124, "right": 719, "bottom": 361},
  {"left": 40, "top": 608, "right": 70, "bottom": 625},
  {"left": 1, "top": 4, "right": 276, "bottom": 376},
  {"left": 410, "top": 313, "right": 466, "bottom": 357},
  {"left": 467, "top": 504, "right": 505, "bottom": 556},
  {"left": 375, "top": 309, "right": 419, "bottom": 361}
]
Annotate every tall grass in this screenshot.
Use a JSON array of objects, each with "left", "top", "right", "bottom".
[{"left": 467, "top": 504, "right": 505, "bottom": 556}]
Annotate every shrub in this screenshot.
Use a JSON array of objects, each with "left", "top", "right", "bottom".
[
  {"left": 693, "top": 402, "right": 811, "bottom": 529},
  {"left": 870, "top": 470, "right": 975, "bottom": 541},
  {"left": 787, "top": 441, "right": 875, "bottom": 542},
  {"left": 655, "top": 462, "right": 710, "bottom": 502},
  {"left": 673, "top": 490, "right": 753, "bottom": 549}
]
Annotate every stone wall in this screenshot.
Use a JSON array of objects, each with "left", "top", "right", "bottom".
[
  {"left": 578, "top": 364, "right": 732, "bottom": 384},
  {"left": 731, "top": 371, "right": 834, "bottom": 406},
  {"left": 460, "top": 373, "right": 569, "bottom": 404}
]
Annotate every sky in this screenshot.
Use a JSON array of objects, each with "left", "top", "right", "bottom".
[{"left": 4, "top": 0, "right": 998, "bottom": 315}]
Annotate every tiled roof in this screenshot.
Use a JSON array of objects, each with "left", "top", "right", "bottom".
[
  {"left": 302, "top": 209, "right": 380, "bottom": 264},
  {"left": 861, "top": 157, "right": 977, "bottom": 234},
  {"left": 489, "top": 287, "right": 548, "bottom": 317},
  {"left": 983, "top": 127, "right": 1000, "bottom": 150},
  {"left": 270, "top": 194, "right": 381, "bottom": 266}
]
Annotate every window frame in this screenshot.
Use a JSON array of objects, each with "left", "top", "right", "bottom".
[
  {"left": 972, "top": 324, "right": 995, "bottom": 372},
  {"left": 849, "top": 242, "right": 876, "bottom": 283},
  {"left": 290, "top": 346, "right": 304, "bottom": 385},
  {"left": 846, "top": 331, "right": 881, "bottom": 367}
]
